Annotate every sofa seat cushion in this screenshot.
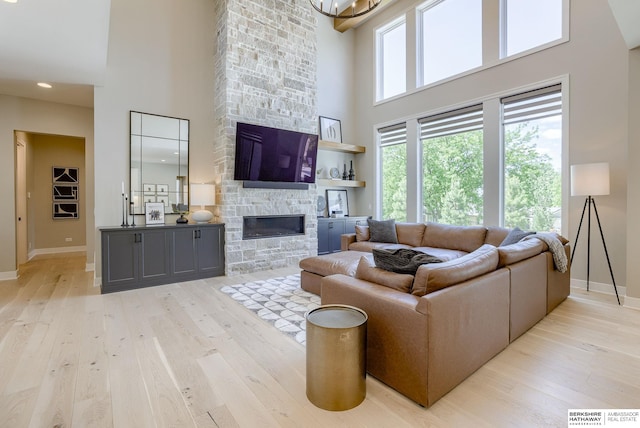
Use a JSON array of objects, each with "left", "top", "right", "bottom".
[
  {"left": 348, "top": 241, "right": 414, "bottom": 252},
  {"left": 299, "top": 251, "right": 368, "bottom": 277},
  {"left": 421, "top": 222, "right": 488, "bottom": 253},
  {"left": 412, "top": 246, "right": 468, "bottom": 262},
  {"left": 355, "top": 255, "right": 415, "bottom": 293},
  {"left": 411, "top": 244, "right": 499, "bottom": 296}
]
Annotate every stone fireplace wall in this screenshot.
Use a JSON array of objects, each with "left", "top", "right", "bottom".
[{"left": 213, "top": 0, "right": 318, "bottom": 275}]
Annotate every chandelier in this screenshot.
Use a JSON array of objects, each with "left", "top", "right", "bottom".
[{"left": 309, "top": 0, "right": 382, "bottom": 19}]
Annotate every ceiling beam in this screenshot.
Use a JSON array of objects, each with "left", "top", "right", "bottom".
[{"left": 332, "top": 0, "right": 392, "bottom": 33}]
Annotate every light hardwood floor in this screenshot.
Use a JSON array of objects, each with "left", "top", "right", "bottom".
[{"left": 0, "top": 252, "right": 639, "bottom": 427}]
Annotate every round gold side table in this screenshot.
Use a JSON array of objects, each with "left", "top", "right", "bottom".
[{"left": 305, "top": 304, "right": 368, "bottom": 411}]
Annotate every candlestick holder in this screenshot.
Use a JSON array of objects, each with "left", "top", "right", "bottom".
[
  {"left": 121, "top": 193, "right": 126, "bottom": 227},
  {"left": 130, "top": 202, "right": 136, "bottom": 227}
]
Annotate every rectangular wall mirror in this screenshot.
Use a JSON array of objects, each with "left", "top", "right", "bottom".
[{"left": 130, "top": 111, "right": 189, "bottom": 215}]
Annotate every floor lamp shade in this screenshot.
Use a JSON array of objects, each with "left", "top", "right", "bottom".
[
  {"left": 191, "top": 183, "right": 215, "bottom": 223},
  {"left": 570, "top": 162, "right": 610, "bottom": 196}
]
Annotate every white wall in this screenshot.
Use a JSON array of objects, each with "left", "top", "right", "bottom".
[
  {"left": 93, "top": 0, "right": 216, "bottom": 280},
  {"left": 349, "top": 0, "right": 630, "bottom": 289},
  {"left": 626, "top": 46, "right": 640, "bottom": 305},
  {"left": 0, "top": 95, "right": 94, "bottom": 277}
]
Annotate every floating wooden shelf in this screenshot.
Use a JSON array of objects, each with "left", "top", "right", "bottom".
[
  {"left": 317, "top": 179, "right": 366, "bottom": 188},
  {"left": 318, "top": 140, "right": 366, "bottom": 154}
]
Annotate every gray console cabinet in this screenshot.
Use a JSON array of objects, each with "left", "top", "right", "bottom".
[
  {"left": 101, "top": 223, "right": 225, "bottom": 294},
  {"left": 317, "top": 216, "right": 369, "bottom": 254}
]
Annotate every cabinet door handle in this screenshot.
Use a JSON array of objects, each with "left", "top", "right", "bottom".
[
  {"left": 194, "top": 230, "right": 201, "bottom": 239},
  {"left": 328, "top": 222, "right": 333, "bottom": 229},
  {"left": 197, "top": 230, "right": 201, "bottom": 239},
  {"left": 134, "top": 233, "right": 142, "bottom": 243}
]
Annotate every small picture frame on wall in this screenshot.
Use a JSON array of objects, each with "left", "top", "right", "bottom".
[
  {"left": 145, "top": 202, "right": 165, "bottom": 225},
  {"left": 156, "top": 184, "right": 169, "bottom": 195},
  {"left": 53, "top": 202, "right": 79, "bottom": 219},
  {"left": 319, "top": 116, "right": 342, "bottom": 143},
  {"left": 326, "top": 189, "right": 349, "bottom": 217},
  {"left": 143, "top": 183, "right": 156, "bottom": 195}
]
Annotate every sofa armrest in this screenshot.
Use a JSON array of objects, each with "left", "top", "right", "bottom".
[
  {"left": 497, "top": 239, "right": 545, "bottom": 267},
  {"left": 341, "top": 233, "right": 357, "bottom": 251}
]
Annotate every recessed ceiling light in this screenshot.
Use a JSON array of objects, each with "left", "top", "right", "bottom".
[
  {"left": 3, "top": 0, "right": 19, "bottom": 4},
  {"left": 37, "top": 82, "right": 52, "bottom": 88}
]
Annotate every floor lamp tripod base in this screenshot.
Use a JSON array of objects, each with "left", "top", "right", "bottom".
[{"left": 570, "top": 196, "right": 620, "bottom": 305}]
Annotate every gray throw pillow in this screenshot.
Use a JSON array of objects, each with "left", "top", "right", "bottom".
[
  {"left": 500, "top": 227, "right": 535, "bottom": 246},
  {"left": 367, "top": 219, "right": 398, "bottom": 243},
  {"left": 372, "top": 248, "right": 442, "bottom": 275}
]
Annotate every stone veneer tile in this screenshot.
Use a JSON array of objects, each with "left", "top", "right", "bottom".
[{"left": 214, "top": 0, "right": 318, "bottom": 275}]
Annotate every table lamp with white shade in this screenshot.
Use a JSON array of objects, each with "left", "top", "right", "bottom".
[
  {"left": 570, "top": 162, "right": 619, "bottom": 304},
  {"left": 190, "top": 183, "right": 215, "bottom": 223}
]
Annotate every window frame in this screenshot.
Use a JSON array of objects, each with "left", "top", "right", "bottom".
[
  {"left": 375, "top": 15, "right": 407, "bottom": 102},
  {"left": 416, "top": 0, "right": 483, "bottom": 88},
  {"left": 499, "top": 0, "right": 569, "bottom": 60}
]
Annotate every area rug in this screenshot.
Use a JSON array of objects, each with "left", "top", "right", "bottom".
[{"left": 220, "top": 274, "right": 320, "bottom": 346}]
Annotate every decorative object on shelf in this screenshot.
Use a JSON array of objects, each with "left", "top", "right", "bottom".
[
  {"left": 317, "top": 195, "right": 327, "bottom": 217},
  {"left": 319, "top": 116, "right": 342, "bottom": 143},
  {"left": 309, "top": 0, "right": 381, "bottom": 19},
  {"left": 342, "top": 163, "right": 348, "bottom": 180},
  {"left": 173, "top": 203, "right": 189, "bottom": 224},
  {"left": 316, "top": 168, "right": 324, "bottom": 178},
  {"left": 145, "top": 201, "right": 165, "bottom": 225},
  {"left": 326, "top": 189, "right": 349, "bottom": 217},
  {"left": 329, "top": 167, "right": 340, "bottom": 179},
  {"left": 570, "top": 162, "right": 620, "bottom": 304},
  {"left": 191, "top": 183, "right": 215, "bottom": 223},
  {"left": 349, "top": 160, "right": 355, "bottom": 180},
  {"left": 52, "top": 166, "right": 79, "bottom": 220},
  {"left": 130, "top": 202, "right": 136, "bottom": 226}
]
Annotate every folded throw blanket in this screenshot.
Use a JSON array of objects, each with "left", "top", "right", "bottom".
[
  {"left": 372, "top": 248, "right": 443, "bottom": 275},
  {"left": 522, "top": 232, "right": 568, "bottom": 273}
]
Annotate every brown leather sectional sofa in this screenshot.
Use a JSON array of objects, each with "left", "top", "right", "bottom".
[{"left": 299, "top": 222, "right": 570, "bottom": 407}]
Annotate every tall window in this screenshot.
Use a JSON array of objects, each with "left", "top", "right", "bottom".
[
  {"left": 501, "top": 0, "right": 563, "bottom": 57},
  {"left": 379, "top": 124, "right": 407, "bottom": 221},
  {"left": 376, "top": 16, "right": 406, "bottom": 101},
  {"left": 418, "top": 0, "right": 482, "bottom": 86},
  {"left": 502, "top": 85, "right": 562, "bottom": 232},
  {"left": 420, "top": 105, "right": 483, "bottom": 225}
]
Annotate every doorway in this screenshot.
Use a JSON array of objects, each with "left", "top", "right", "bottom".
[{"left": 14, "top": 131, "right": 86, "bottom": 267}]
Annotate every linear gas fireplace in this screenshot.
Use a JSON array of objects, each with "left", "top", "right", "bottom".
[{"left": 243, "top": 215, "right": 305, "bottom": 240}]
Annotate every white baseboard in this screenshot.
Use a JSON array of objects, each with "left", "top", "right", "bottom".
[
  {"left": 570, "top": 278, "right": 626, "bottom": 297},
  {"left": 623, "top": 295, "right": 640, "bottom": 311},
  {"left": 28, "top": 245, "right": 87, "bottom": 259},
  {"left": 94, "top": 276, "right": 102, "bottom": 287},
  {"left": 0, "top": 270, "right": 18, "bottom": 281},
  {"left": 85, "top": 263, "right": 95, "bottom": 272}
]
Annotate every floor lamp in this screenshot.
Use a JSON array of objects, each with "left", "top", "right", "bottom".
[{"left": 570, "top": 162, "right": 620, "bottom": 304}]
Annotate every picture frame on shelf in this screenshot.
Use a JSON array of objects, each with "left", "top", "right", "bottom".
[
  {"left": 145, "top": 202, "right": 165, "bottom": 225},
  {"left": 319, "top": 116, "right": 342, "bottom": 143},
  {"left": 326, "top": 189, "right": 349, "bottom": 217}
]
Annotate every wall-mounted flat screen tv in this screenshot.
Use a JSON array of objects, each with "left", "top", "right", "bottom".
[{"left": 234, "top": 122, "right": 319, "bottom": 184}]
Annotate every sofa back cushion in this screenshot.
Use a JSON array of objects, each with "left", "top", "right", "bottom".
[
  {"left": 420, "top": 222, "right": 488, "bottom": 253},
  {"left": 395, "top": 223, "right": 427, "bottom": 247},
  {"left": 411, "top": 244, "right": 499, "bottom": 296},
  {"left": 497, "top": 239, "right": 545, "bottom": 268},
  {"left": 355, "top": 255, "right": 414, "bottom": 293},
  {"left": 355, "top": 225, "right": 370, "bottom": 241},
  {"left": 484, "top": 226, "right": 510, "bottom": 247}
]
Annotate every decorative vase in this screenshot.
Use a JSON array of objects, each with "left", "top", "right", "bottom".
[
  {"left": 348, "top": 160, "right": 355, "bottom": 180},
  {"left": 342, "top": 163, "right": 348, "bottom": 180}
]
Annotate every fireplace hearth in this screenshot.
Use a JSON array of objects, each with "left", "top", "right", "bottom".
[{"left": 243, "top": 215, "right": 305, "bottom": 240}]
